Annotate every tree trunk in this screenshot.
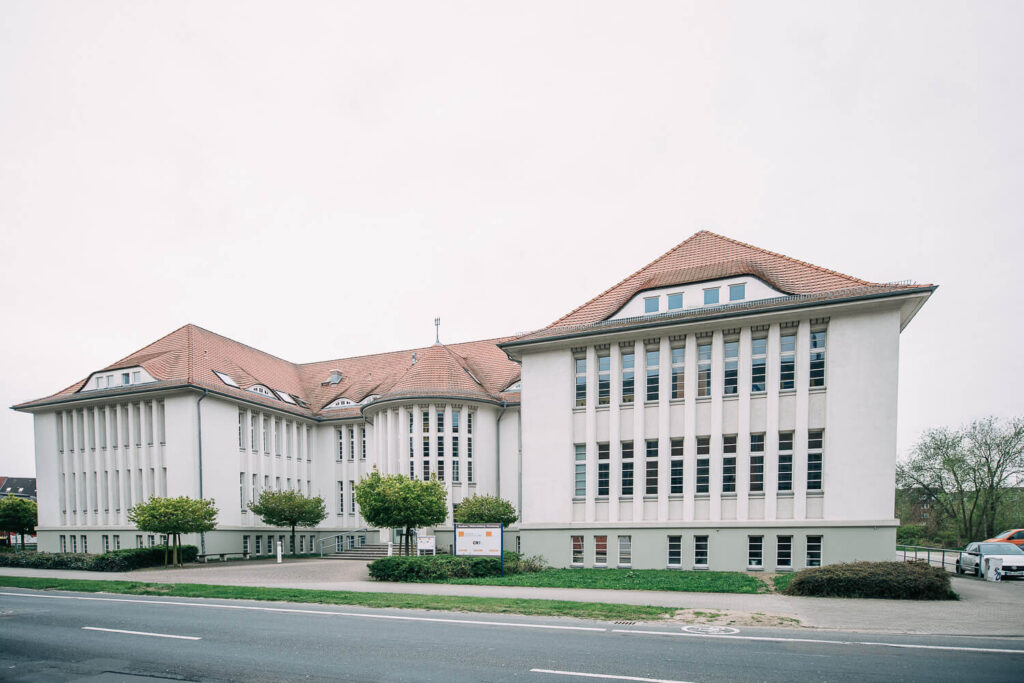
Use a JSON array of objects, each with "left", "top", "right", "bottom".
[
  {"left": 164, "top": 541, "right": 169, "bottom": 567},
  {"left": 291, "top": 525, "right": 296, "bottom": 556},
  {"left": 173, "top": 534, "right": 179, "bottom": 566},
  {"left": 20, "top": 531, "right": 25, "bottom": 551}
]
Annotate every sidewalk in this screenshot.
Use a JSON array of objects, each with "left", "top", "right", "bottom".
[{"left": 2, "top": 560, "right": 1022, "bottom": 637}]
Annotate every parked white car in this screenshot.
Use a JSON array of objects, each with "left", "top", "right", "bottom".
[{"left": 956, "top": 542, "right": 1024, "bottom": 578}]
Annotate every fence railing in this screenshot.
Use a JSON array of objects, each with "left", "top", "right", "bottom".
[{"left": 897, "top": 544, "right": 961, "bottom": 572}]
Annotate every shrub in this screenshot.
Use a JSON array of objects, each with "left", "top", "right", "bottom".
[
  {"left": 782, "top": 560, "right": 957, "bottom": 600},
  {"left": 0, "top": 546, "right": 198, "bottom": 572},
  {"left": 369, "top": 552, "right": 542, "bottom": 582}
]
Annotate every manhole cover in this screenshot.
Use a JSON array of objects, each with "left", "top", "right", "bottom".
[{"left": 681, "top": 625, "right": 740, "bottom": 635}]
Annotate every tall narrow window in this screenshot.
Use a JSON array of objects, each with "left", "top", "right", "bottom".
[
  {"left": 696, "top": 437, "right": 710, "bottom": 493},
  {"left": 594, "top": 536, "right": 607, "bottom": 565},
  {"left": 621, "top": 352, "right": 635, "bottom": 404},
  {"left": 467, "top": 412, "right": 474, "bottom": 483},
  {"left": 423, "top": 455, "right": 431, "bottom": 481},
  {"left": 597, "top": 443, "right": 609, "bottom": 496},
  {"left": 574, "top": 444, "right": 586, "bottom": 497},
  {"left": 694, "top": 535, "right": 709, "bottom": 567},
  {"left": 262, "top": 416, "right": 269, "bottom": 454},
  {"left": 361, "top": 427, "right": 366, "bottom": 460},
  {"left": 452, "top": 422, "right": 460, "bottom": 484},
  {"left": 618, "top": 535, "right": 632, "bottom": 566},
  {"left": 571, "top": 535, "right": 584, "bottom": 565},
  {"left": 808, "top": 430, "right": 824, "bottom": 491},
  {"left": 722, "top": 435, "right": 737, "bottom": 493},
  {"left": 238, "top": 411, "right": 246, "bottom": 450},
  {"left": 723, "top": 340, "right": 739, "bottom": 395},
  {"left": 422, "top": 410, "right": 429, "bottom": 434},
  {"left": 349, "top": 481, "right": 356, "bottom": 514},
  {"left": 250, "top": 414, "right": 258, "bottom": 451},
  {"left": 598, "top": 354, "right": 610, "bottom": 405},
  {"left": 575, "top": 357, "right": 587, "bottom": 407},
  {"left": 437, "top": 458, "right": 445, "bottom": 482},
  {"left": 810, "top": 331, "right": 826, "bottom": 387},
  {"left": 780, "top": 333, "right": 796, "bottom": 390},
  {"left": 645, "top": 439, "right": 658, "bottom": 495},
  {"left": 697, "top": 343, "right": 712, "bottom": 397},
  {"left": 274, "top": 419, "right": 282, "bottom": 455},
  {"left": 240, "top": 472, "right": 246, "bottom": 509},
  {"left": 646, "top": 349, "right": 659, "bottom": 401},
  {"left": 777, "top": 536, "right": 792, "bottom": 569},
  {"left": 667, "top": 535, "right": 682, "bottom": 566},
  {"left": 337, "top": 429, "right": 344, "bottom": 460},
  {"left": 778, "top": 432, "right": 794, "bottom": 492},
  {"left": 751, "top": 337, "right": 767, "bottom": 393},
  {"left": 671, "top": 344, "right": 685, "bottom": 399},
  {"left": 670, "top": 439, "right": 684, "bottom": 494},
  {"left": 750, "top": 434, "right": 765, "bottom": 493},
  {"left": 748, "top": 536, "right": 763, "bottom": 568},
  {"left": 807, "top": 536, "right": 822, "bottom": 567},
  {"left": 349, "top": 427, "right": 355, "bottom": 460},
  {"left": 621, "top": 441, "right": 634, "bottom": 496}
]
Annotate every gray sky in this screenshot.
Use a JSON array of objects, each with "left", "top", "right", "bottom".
[{"left": 2, "top": 1, "right": 1021, "bottom": 477}]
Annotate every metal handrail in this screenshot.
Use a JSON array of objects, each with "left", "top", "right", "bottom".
[
  {"left": 897, "top": 544, "right": 962, "bottom": 572},
  {"left": 317, "top": 529, "right": 370, "bottom": 557}
]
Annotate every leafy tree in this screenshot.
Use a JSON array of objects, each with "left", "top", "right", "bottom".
[
  {"left": 354, "top": 470, "right": 447, "bottom": 555},
  {"left": 897, "top": 417, "right": 1024, "bottom": 544},
  {"left": 0, "top": 496, "right": 37, "bottom": 551},
  {"left": 128, "top": 496, "right": 218, "bottom": 566},
  {"left": 248, "top": 490, "right": 327, "bottom": 556},
  {"left": 453, "top": 494, "right": 518, "bottom": 528}
]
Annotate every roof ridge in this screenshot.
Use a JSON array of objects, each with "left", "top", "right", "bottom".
[
  {"left": 701, "top": 231, "right": 871, "bottom": 286},
  {"left": 297, "top": 335, "right": 519, "bottom": 367},
  {"left": 549, "top": 231, "right": 707, "bottom": 327}
]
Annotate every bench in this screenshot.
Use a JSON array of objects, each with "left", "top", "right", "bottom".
[{"left": 197, "top": 552, "right": 250, "bottom": 563}]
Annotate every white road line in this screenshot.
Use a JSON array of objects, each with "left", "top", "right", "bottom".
[
  {"left": 0, "top": 591, "right": 605, "bottom": 633},
  {"left": 611, "top": 629, "right": 1024, "bottom": 656},
  {"left": 531, "top": 669, "right": 696, "bottom": 683},
  {"left": 82, "top": 626, "right": 200, "bottom": 640}
]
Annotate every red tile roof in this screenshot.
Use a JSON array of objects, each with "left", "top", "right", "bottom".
[
  {"left": 14, "top": 325, "right": 521, "bottom": 417},
  {"left": 505, "top": 230, "right": 931, "bottom": 346}
]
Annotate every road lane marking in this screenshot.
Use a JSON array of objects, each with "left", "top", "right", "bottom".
[
  {"left": 611, "top": 629, "right": 1024, "bottom": 655},
  {"left": 82, "top": 626, "right": 200, "bottom": 640},
  {"left": 0, "top": 591, "right": 605, "bottom": 633},
  {"left": 531, "top": 669, "right": 695, "bottom": 683}
]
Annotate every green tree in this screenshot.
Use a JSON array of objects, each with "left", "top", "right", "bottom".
[
  {"left": 0, "top": 496, "right": 37, "bottom": 551},
  {"left": 127, "top": 496, "right": 218, "bottom": 566},
  {"left": 248, "top": 490, "right": 327, "bottom": 556},
  {"left": 897, "top": 417, "right": 1024, "bottom": 544},
  {"left": 453, "top": 494, "right": 518, "bottom": 528},
  {"left": 354, "top": 470, "right": 447, "bottom": 555}
]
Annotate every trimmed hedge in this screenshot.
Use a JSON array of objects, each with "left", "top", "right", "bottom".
[
  {"left": 782, "top": 560, "right": 957, "bottom": 600},
  {"left": 0, "top": 545, "right": 198, "bottom": 572},
  {"left": 369, "top": 552, "right": 543, "bottom": 582}
]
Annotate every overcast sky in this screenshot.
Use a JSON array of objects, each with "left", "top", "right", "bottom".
[{"left": 2, "top": 1, "right": 1021, "bottom": 477}]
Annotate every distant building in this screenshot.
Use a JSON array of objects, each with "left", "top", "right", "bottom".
[
  {"left": 0, "top": 477, "right": 36, "bottom": 501},
  {"left": 13, "top": 231, "right": 934, "bottom": 569}
]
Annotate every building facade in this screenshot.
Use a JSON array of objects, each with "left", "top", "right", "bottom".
[{"left": 13, "top": 231, "right": 934, "bottom": 570}]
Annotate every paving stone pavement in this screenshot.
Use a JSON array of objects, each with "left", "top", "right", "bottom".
[{"left": 2, "top": 559, "right": 1022, "bottom": 636}]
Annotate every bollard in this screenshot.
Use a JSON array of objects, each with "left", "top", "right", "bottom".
[{"left": 277, "top": 540, "right": 282, "bottom": 564}]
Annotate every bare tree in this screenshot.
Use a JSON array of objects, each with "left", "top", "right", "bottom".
[{"left": 897, "top": 417, "right": 1024, "bottom": 544}]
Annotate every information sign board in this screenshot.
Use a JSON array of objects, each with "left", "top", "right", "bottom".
[
  {"left": 417, "top": 535, "right": 436, "bottom": 552},
  {"left": 453, "top": 523, "right": 502, "bottom": 558}
]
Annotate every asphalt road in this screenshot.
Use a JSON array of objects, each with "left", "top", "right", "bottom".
[{"left": 0, "top": 589, "right": 1022, "bottom": 682}]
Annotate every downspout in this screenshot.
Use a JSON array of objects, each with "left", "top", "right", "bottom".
[
  {"left": 495, "top": 402, "right": 507, "bottom": 499},
  {"left": 517, "top": 405, "right": 523, "bottom": 523},
  {"left": 196, "top": 389, "right": 208, "bottom": 555}
]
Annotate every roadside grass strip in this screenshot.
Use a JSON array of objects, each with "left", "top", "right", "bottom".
[
  {"left": 445, "top": 568, "right": 765, "bottom": 594},
  {"left": 0, "top": 576, "right": 671, "bottom": 622},
  {"left": 771, "top": 572, "right": 796, "bottom": 592}
]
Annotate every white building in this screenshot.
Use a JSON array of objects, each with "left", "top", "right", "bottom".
[{"left": 13, "top": 231, "right": 934, "bottom": 570}]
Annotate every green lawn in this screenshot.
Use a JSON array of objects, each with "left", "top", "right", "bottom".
[
  {"left": 0, "top": 575, "right": 672, "bottom": 622},
  {"left": 444, "top": 568, "right": 766, "bottom": 594},
  {"left": 772, "top": 572, "right": 797, "bottom": 592}
]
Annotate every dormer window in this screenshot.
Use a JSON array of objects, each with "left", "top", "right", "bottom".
[
  {"left": 703, "top": 287, "right": 720, "bottom": 305},
  {"left": 247, "top": 385, "right": 275, "bottom": 398},
  {"left": 667, "top": 293, "right": 683, "bottom": 310},
  {"left": 361, "top": 394, "right": 380, "bottom": 405},
  {"left": 277, "top": 392, "right": 297, "bottom": 405},
  {"left": 324, "top": 397, "right": 355, "bottom": 410},
  {"left": 504, "top": 380, "right": 521, "bottom": 392},
  {"left": 644, "top": 297, "right": 659, "bottom": 314},
  {"left": 213, "top": 371, "right": 240, "bottom": 388},
  {"left": 729, "top": 283, "right": 746, "bottom": 301}
]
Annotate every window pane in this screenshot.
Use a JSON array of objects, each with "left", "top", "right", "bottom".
[
  {"left": 667, "top": 293, "right": 682, "bottom": 310},
  {"left": 729, "top": 283, "right": 746, "bottom": 301},
  {"left": 703, "top": 288, "right": 719, "bottom": 305},
  {"left": 644, "top": 297, "right": 659, "bottom": 313}
]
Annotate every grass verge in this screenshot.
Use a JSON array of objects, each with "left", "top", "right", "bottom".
[
  {"left": 0, "top": 575, "right": 671, "bottom": 622},
  {"left": 442, "top": 568, "right": 765, "bottom": 594},
  {"left": 772, "top": 572, "right": 797, "bottom": 592}
]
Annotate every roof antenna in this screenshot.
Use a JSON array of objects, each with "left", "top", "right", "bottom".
[{"left": 434, "top": 317, "right": 441, "bottom": 344}]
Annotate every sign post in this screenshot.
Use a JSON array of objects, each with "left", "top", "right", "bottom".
[{"left": 453, "top": 523, "right": 504, "bottom": 576}]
